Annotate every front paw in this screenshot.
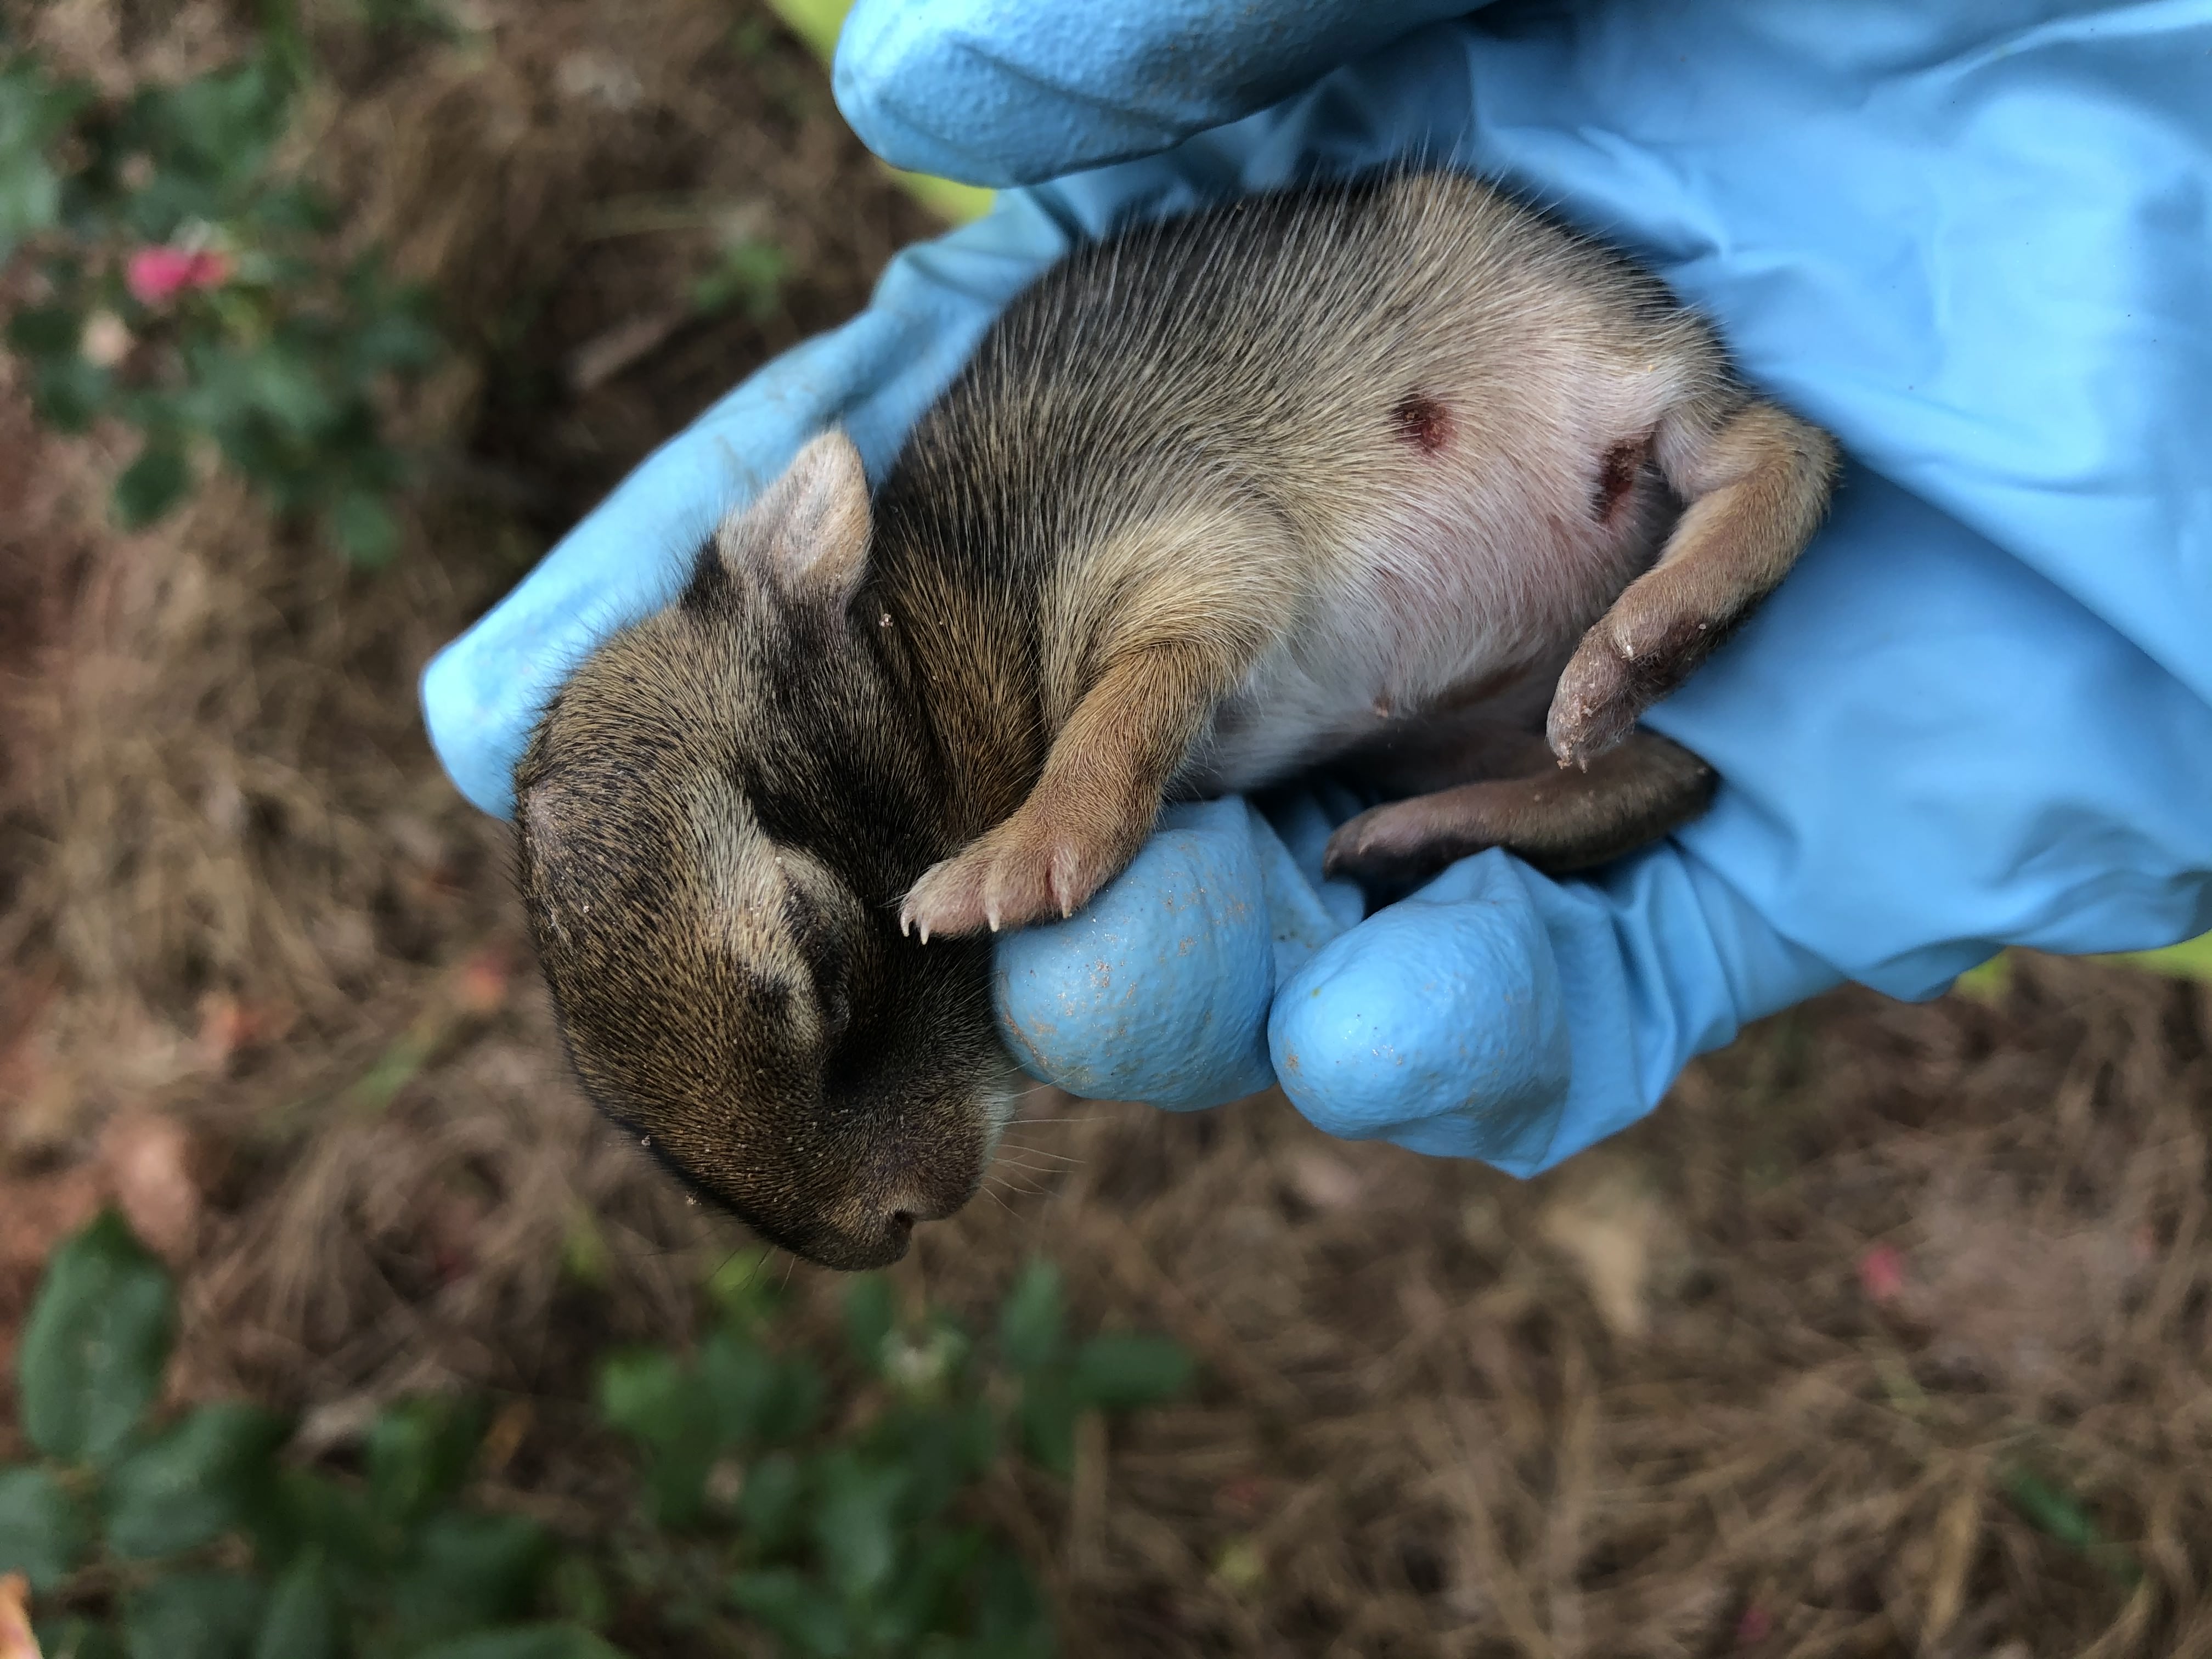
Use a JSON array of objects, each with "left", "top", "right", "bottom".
[{"left": 900, "top": 808, "right": 1125, "bottom": 941}]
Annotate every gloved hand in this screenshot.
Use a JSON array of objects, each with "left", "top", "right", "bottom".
[{"left": 422, "top": 0, "right": 2212, "bottom": 1175}]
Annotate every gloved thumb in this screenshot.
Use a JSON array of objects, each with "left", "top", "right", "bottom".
[
  {"left": 1271, "top": 844, "right": 1843, "bottom": 1172},
  {"left": 991, "top": 797, "right": 1355, "bottom": 1108}
]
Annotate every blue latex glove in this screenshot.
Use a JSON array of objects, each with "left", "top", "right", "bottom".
[{"left": 421, "top": 0, "right": 2212, "bottom": 1175}]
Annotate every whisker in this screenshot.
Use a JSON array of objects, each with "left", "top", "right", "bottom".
[
  {"left": 993, "top": 1147, "right": 1073, "bottom": 1171},
  {"left": 995, "top": 1141, "right": 1079, "bottom": 1167},
  {"left": 992, "top": 1158, "right": 1072, "bottom": 1181},
  {"left": 995, "top": 1149, "right": 1084, "bottom": 1169}
]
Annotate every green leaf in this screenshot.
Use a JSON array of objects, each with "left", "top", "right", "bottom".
[
  {"left": 996, "top": 1260, "right": 1064, "bottom": 1375},
  {"left": 5, "top": 303, "right": 83, "bottom": 358},
  {"left": 595, "top": 1348, "right": 715, "bottom": 1529},
  {"left": 736, "top": 1449, "right": 805, "bottom": 1554},
  {"left": 328, "top": 491, "right": 399, "bottom": 567},
  {"left": 0, "top": 1464, "right": 90, "bottom": 1589},
  {"left": 29, "top": 352, "right": 110, "bottom": 431},
  {"left": 114, "top": 442, "right": 191, "bottom": 529},
  {"left": 2001, "top": 1464, "right": 2140, "bottom": 1584},
  {"left": 690, "top": 238, "right": 788, "bottom": 321},
  {"left": 19, "top": 1210, "right": 175, "bottom": 1465},
  {"left": 407, "top": 1626, "right": 628, "bottom": 1659},
  {"left": 558, "top": 1203, "right": 610, "bottom": 1290},
  {"left": 2000, "top": 1465, "right": 2101, "bottom": 1550},
  {"left": 252, "top": 1553, "right": 339, "bottom": 1659},
  {"left": 842, "top": 1274, "right": 896, "bottom": 1373},
  {"left": 105, "top": 1403, "right": 287, "bottom": 1560},
  {"left": 885, "top": 1397, "right": 994, "bottom": 1522},
  {"left": 545, "top": 1555, "right": 613, "bottom": 1632},
  {"left": 0, "top": 59, "right": 94, "bottom": 155},
  {"left": 0, "top": 58, "right": 88, "bottom": 256},
  {"left": 697, "top": 1328, "right": 776, "bottom": 1449},
  {"left": 753, "top": 1357, "right": 824, "bottom": 1448},
  {"left": 811, "top": 1452, "right": 906, "bottom": 1604},
  {"left": 252, "top": 1469, "right": 383, "bottom": 1583},
  {"left": 344, "top": 291, "right": 442, "bottom": 375},
  {"left": 245, "top": 179, "right": 334, "bottom": 236},
  {"left": 353, "top": 0, "right": 466, "bottom": 44},
  {"left": 1070, "top": 1333, "right": 1192, "bottom": 1412},
  {"left": 974, "top": 1548, "right": 1054, "bottom": 1656},
  {"left": 874, "top": 1525, "right": 983, "bottom": 1645},
  {"left": 32, "top": 1617, "right": 126, "bottom": 1659},
  {"left": 1016, "top": 1372, "right": 1076, "bottom": 1480},
  {"left": 595, "top": 1348, "right": 686, "bottom": 1444},
  {"left": 729, "top": 1569, "right": 851, "bottom": 1659},
  {"left": 126, "top": 59, "right": 292, "bottom": 205},
  {"left": 388, "top": 1511, "right": 551, "bottom": 1645},
  {"left": 238, "top": 345, "right": 340, "bottom": 437},
  {"left": 123, "top": 1571, "right": 266, "bottom": 1659},
  {"left": 366, "top": 1396, "right": 488, "bottom": 1527}
]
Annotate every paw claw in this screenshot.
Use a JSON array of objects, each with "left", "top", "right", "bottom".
[
  {"left": 902, "top": 856, "right": 983, "bottom": 942},
  {"left": 904, "top": 811, "right": 1126, "bottom": 940},
  {"left": 1047, "top": 845, "right": 1087, "bottom": 919}
]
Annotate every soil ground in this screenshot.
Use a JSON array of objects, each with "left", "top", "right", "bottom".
[{"left": 4, "top": 5, "right": 2210, "bottom": 1656}]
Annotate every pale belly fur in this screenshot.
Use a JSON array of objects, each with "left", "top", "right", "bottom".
[{"left": 1174, "top": 417, "right": 1675, "bottom": 799}]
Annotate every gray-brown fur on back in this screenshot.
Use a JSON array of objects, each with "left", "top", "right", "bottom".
[{"left": 878, "top": 172, "right": 1730, "bottom": 769}]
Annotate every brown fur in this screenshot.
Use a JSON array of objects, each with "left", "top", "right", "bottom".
[{"left": 515, "top": 170, "right": 1838, "bottom": 1267}]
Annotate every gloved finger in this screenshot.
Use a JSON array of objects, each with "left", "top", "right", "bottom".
[
  {"left": 832, "top": 0, "right": 1476, "bottom": 188},
  {"left": 1270, "top": 844, "right": 1840, "bottom": 1172},
  {"left": 419, "top": 199, "right": 1081, "bottom": 819},
  {"left": 992, "top": 797, "right": 1365, "bottom": 1109}
]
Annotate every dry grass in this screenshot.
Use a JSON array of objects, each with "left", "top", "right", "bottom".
[{"left": 4, "top": 4, "right": 2211, "bottom": 1656}]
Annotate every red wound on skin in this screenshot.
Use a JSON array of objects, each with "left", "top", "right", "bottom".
[
  {"left": 1391, "top": 392, "right": 1452, "bottom": 454},
  {"left": 1593, "top": 438, "right": 1645, "bottom": 521}
]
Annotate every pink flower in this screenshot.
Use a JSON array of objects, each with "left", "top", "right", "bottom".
[
  {"left": 126, "top": 246, "right": 232, "bottom": 305},
  {"left": 1857, "top": 1242, "right": 1906, "bottom": 1305}
]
